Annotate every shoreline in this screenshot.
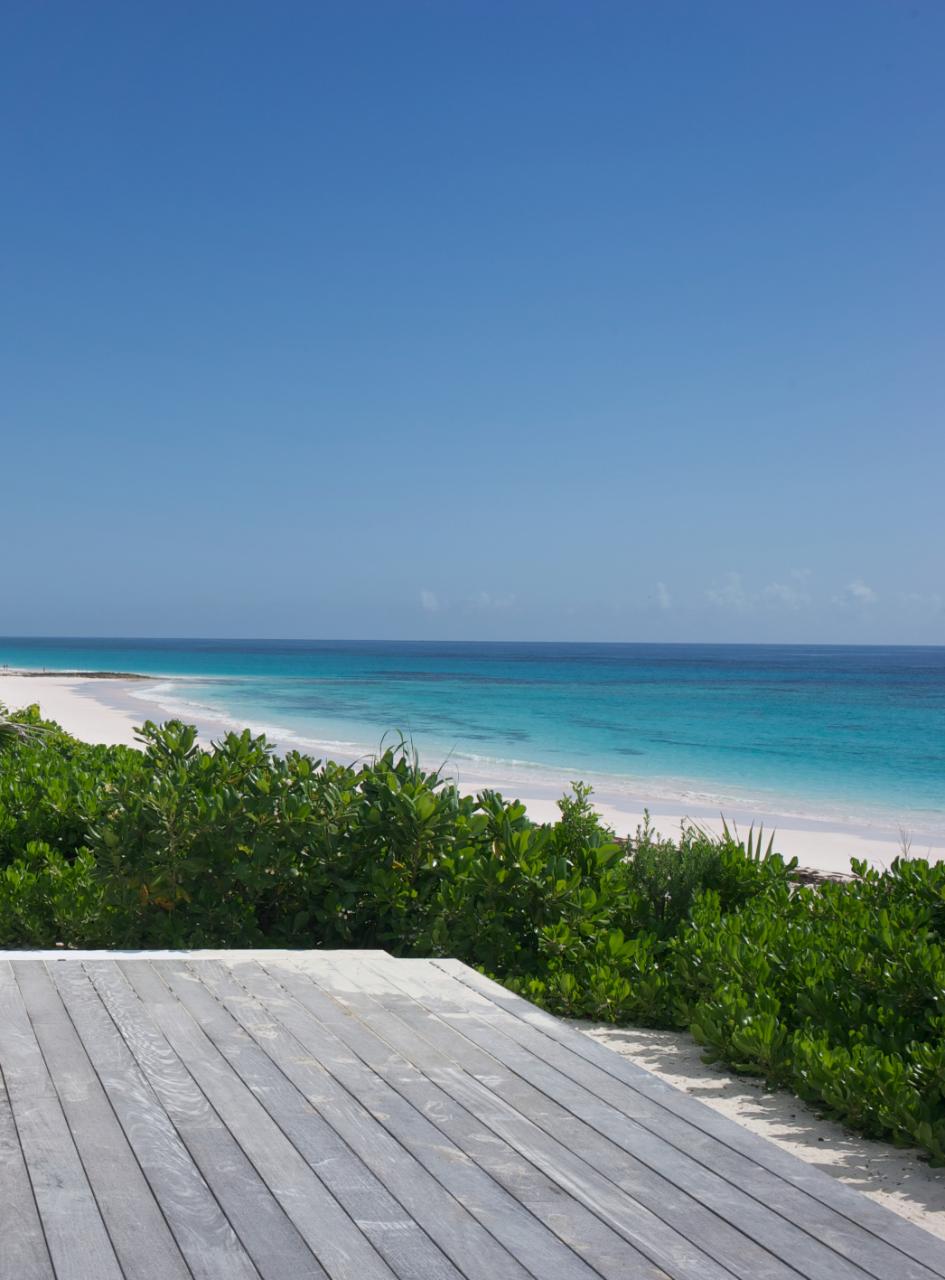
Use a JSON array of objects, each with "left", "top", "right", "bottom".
[{"left": 2, "top": 668, "right": 943, "bottom": 876}]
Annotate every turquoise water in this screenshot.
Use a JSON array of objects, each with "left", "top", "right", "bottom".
[{"left": 1, "top": 638, "right": 944, "bottom": 834}]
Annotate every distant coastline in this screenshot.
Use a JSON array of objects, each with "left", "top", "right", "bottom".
[{"left": 5, "top": 668, "right": 155, "bottom": 680}]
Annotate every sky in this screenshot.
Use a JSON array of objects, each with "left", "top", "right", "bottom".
[{"left": 2, "top": 1, "right": 943, "bottom": 644}]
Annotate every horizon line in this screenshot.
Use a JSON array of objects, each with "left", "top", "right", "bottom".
[{"left": 2, "top": 635, "right": 944, "bottom": 651}]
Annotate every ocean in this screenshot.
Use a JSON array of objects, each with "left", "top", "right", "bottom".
[{"left": 1, "top": 638, "right": 943, "bottom": 839}]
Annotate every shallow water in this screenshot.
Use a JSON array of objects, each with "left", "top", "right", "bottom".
[{"left": 2, "top": 638, "right": 943, "bottom": 836}]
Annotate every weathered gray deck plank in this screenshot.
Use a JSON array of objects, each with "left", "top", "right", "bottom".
[
  {"left": 192, "top": 957, "right": 590, "bottom": 1280},
  {"left": 362, "top": 954, "right": 921, "bottom": 1280},
  {"left": 265, "top": 953, "right": 732, "bottom": 1280},
  {"left": 0, "top": 1068, "right": 56, "bottom": 1280},
  {"left": 113, "top": 961, "right": 342, "bottom": 1280},
  {"left": 0, "top": 960, "right": 124, "bottom": 1280},
  {"left": 432, "top": 958, "right": 945, "bottom": 1280},
  {"left": 10, "top": 960, "right": 193, "bottom": 1280},
  {"left": 52, "top": 960, "right": 262, "bottom": 1280},
  {"left": 2, "top": 951, "right": 942, "bottom": 1280},
  {"left": 235, "top": 956, "right": 664, "bottom": 1280},
  {"left": 135, "top": 958, "right": 452, "bottom": 1280},
  {"left": 78, "top": 959, "right": 321, "bottom": 1280},
  {"left": 301, "top": 951, "right": 803, "bottom": 1280}
]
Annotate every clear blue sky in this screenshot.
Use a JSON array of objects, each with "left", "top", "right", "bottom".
[{"left": 3, "top": 1, "right": 942, "bottom": 643}]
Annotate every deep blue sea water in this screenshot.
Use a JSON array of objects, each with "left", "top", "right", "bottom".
[{"left": 2, "top": 638, "right": 944, "bottom": 835}]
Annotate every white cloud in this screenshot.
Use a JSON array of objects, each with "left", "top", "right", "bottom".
[
  {"left": 761, "top": 569, "right": 812, "bottom": 611},
  {"left": 419, "top": 589, "right": 440, "bottom": 613},
  {"left": 656, "top": 582, "right": 672, "bottom": 610},
  {"left": 469, "top": 591, "right": 516, "bottom": 611},
  {"left": 707, "top": 569, "right": 814, "bottom": 613},
  {"left": 900, "top": 590, "right": 943, "bottom": 613},
  {"left": 706, "top": 571, "right": 750, "bottom": 611},
  {"left": 834, "top": 579, "right": 878, "bottom": 607}
]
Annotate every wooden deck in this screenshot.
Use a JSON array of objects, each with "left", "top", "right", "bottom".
[{"left": 1, "top": 951, "right": 942, "bottom": 1280}]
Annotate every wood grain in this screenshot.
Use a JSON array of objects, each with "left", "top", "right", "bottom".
[
  {"left": 0, "top": 960, "right": 123, "bottom": 1280},
  {"left": 4, "top": 951, "right": 943, "bottom": 1280}
]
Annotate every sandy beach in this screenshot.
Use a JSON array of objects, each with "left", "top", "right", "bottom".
[
  {"left": 2, "top": 669, "right": 942, "bottom": 878},
  {"left": 0, "top": 673, "right": 144, "bottom": 747}
]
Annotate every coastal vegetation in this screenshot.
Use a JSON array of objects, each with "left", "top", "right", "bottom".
[{"left": 2, "top": 703, "right": 944, "bottom": 1164}]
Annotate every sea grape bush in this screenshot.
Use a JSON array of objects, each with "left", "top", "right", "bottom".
[
  {"left": 1, "top": 704, "right": 944, "bottom": 1162},
  {"left": 678, "top": 863, "right": 945, "bottom": 1161}
]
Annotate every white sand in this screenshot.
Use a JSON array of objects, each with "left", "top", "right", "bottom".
[
  {"left": 574, "top": 1020, "right": 945, "bottom": 1241},
  {"left": 0, "top": 674, "right": 143, "bottom": 747}
]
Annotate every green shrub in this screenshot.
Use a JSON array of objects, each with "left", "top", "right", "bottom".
[
  {"left": 674, "top": 859, "right": 945, "bottom": 1159},
  {"left": 0, "top": 841, "right": 105, "bottom": 948}
]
